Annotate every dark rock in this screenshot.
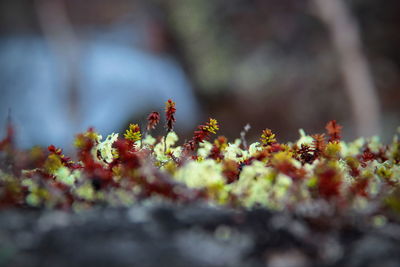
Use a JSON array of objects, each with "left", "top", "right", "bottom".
[{"left": 0, "top": 204, "right": 400, "bottom": 267}]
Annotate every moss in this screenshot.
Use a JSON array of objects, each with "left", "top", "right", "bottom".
[{"left": 0, "top": 101, "right": 400, "bottom": 219}]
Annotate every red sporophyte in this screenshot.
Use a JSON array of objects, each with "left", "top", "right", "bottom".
[
  {"left": 260, "top": 129, "right": 277, "bottom": 146},
  {"left": 311, "top": 134, "right": 326, "bottom": 158},
  {"left": 147, "top": 112, "right": 160, "bottom": 131},
  {"left": 165, "top": 99, "right": 176, "bottom": 133},
  {"left": 325, "top": 120, "right": 342, "bottom": 142}
]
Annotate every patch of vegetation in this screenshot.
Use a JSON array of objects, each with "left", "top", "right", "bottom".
[{"left": 1, "top": 100, "right": 400, "bottom": 225}]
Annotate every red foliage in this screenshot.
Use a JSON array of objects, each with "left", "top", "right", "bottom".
[
  {"left": 317, "top": 166, "right": 342, "bottom": 199},
  {"left": 359, "top": 147, "right": 388, "bottom": 167},
  {"left": 223, "top": 160, "right": 240, "bottom": 184},
  {"left": 297, "top": 144, "right": 315, "bottom": 165},
  {"left": 240, "top": 149, "right": 270, "bottom": 167},
  {"left": 325, "top": 120, "right": 342, "bottom": 143},
  {"left": 312, "top": 134, "right": 326, "bottom": 158},
  {"left": 209, "top": 136, "right": 227, "bottom": 160},
  {"left": 183, "top": 118, "right": 219, "bottom": 153},
  {"left": 0, "top": 186, "right": 23, "bottom": 208},
  {"left": 361, "top": 148, "right": 375, "bottom": 165},
  {"left": 113, "top": 139, "right": 141, "bottom": 170},
  {"left": 137, "top": 171, "right": 207, "bottom": 202},
  {"left": 1, "top": 104, "right": 398, "bottom": 213},
  {"left": 75, "top": 131, "right": 113, "bottom": 189},
  {"left": 260, "top": 129, "right": 277, "bottom": 146},
  {"left": 350, "top": 178, "right": 369, "bottom": 197},
  {"left": 165, "top": 99, "right": 176, "bottom": 132},
  {"left": 275, "top": 161, "right": 306, "bottom": 180},
  {"left": 147, "top": 111, "right": 160, "bottom": 131},
  {"left": 48, "top": 145, "right": 80, "bottom": 170},
  {"left": 267, "top": 143, "right": 285, "bottom": 153},
  {"left": 0, "top": 119, "right": 14, "bottom": 151},
  {"left": 254, "top": 149, "right": 271, "bottom": 161},
  {"left": 346, "top": 158, "right": 360, "bottom": 178},
  {"left": 193, "top": 120, "right": 217, "bottom": 144}
]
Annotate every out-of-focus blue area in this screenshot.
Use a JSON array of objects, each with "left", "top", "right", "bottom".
[{"left": 0, "top": 27, "right": 200, "bottom": 149}]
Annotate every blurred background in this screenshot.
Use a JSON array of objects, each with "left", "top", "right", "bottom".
[{"left": 0, "top": 0, "right": 399, "bottom": 150}]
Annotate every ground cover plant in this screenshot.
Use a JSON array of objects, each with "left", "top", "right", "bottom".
[
  {"left": 1, "top": 99, "right": 400, "bottom": 218},
  {"left": 0, "top": 100, "right": 400, "bottom": 217},
  {"left": 1, "top": 99, "right": 400, "bottom": 267}
]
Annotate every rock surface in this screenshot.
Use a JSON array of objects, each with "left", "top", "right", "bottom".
[{"left": 1, "top": 203, "right": 400, "bottom": 267}]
